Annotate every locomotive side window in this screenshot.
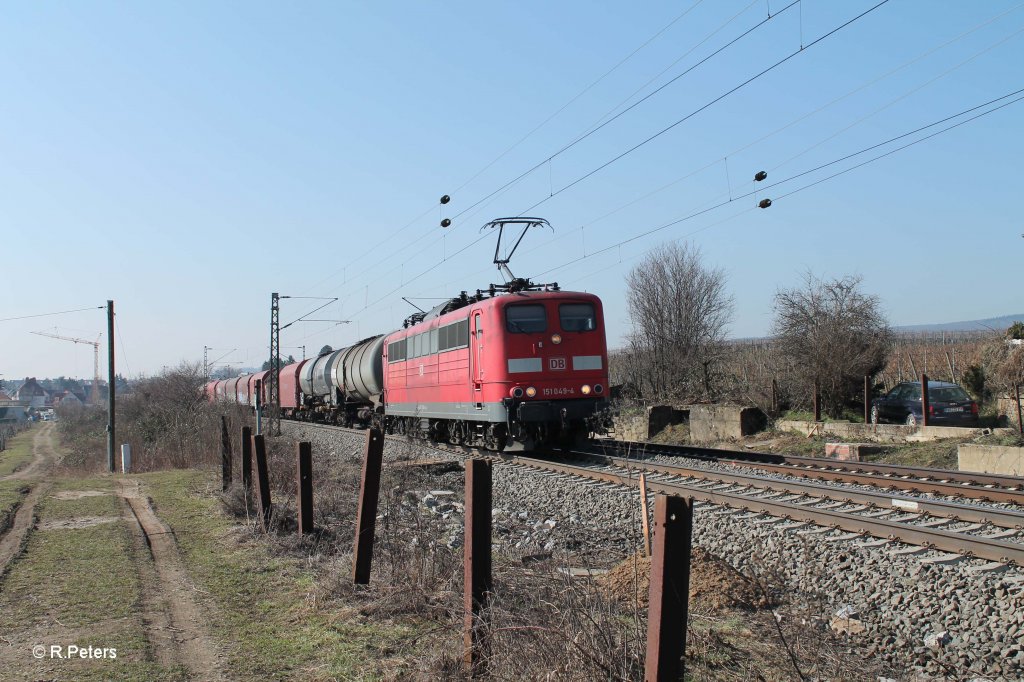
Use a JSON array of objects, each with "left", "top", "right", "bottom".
[
  {"left": 429, "top": 328, "right": 438, "bottom": 354},
  {"left": 559, "top": 303, "right": 597, "bottom": 332},
  {"left": 438, "top": 318, "right": 470, "bottom": 351},
  {"left": 387, "top": 339, "right": 406, "bottom": 363},
  {"left": 506, "top": 304, "right": 547, "bottom": 333}
]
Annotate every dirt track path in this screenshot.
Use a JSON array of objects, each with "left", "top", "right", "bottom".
[
  {"left": 118, "top": 479, "right": 225, "bottom": 680},
  {"left": 0, "top": 424, "right": 55, "bottom": 574}
]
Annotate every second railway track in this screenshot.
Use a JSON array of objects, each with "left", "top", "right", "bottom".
[
  {"left": 593, "top": 438, "right": 1024, "bottom": 504},
  {"left": 287, "top": 421, "right": 1024, "bottom": 566}
]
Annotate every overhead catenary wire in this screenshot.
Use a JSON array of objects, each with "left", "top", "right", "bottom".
[
  {"left": 300, "top": 1, "right": 715, "bottom": 300},
  {"left": 0, "top": 305, "right": 105, "bottom": 324},
  {"left": 503, "top": 9, "right": 1024, "bottom": 265},
  {"left": 528, "top": 87, "right": 1024, "bottom": 279},
  {"left": 452, "top": 0, "right": 802, "bottom": 222},
  {"left": 314, "top": 0, "right": 879, "bottom": 320},
  {"left": 517, "top": 0, "right": 893, "bottom": 216}
]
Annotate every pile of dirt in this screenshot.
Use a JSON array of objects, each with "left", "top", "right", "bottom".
[{"left": 600, "top": 547, "right": 769, "bottom": 612}]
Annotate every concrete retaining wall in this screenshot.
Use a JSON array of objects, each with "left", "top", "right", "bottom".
[
  {"left": 689, "top": 404, "right": 766, "bottom": 443},
  {"left": 957, "top": 444, "right": 1024, "bottom": 476},
  {"left": 612, "top": 405, "right": 688, "bottom": 441},
  {"left": 777, "top": 420, "right": 983, "bottom": 443}
]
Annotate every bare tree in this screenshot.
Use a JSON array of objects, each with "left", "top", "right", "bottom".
[
  {"left": 772, "top": 272, "right": 891, "bottom": 418},
  {"left": 625, "top": 242, "right": 733, "bottom": 402}
]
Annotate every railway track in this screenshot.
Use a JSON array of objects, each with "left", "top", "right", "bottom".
[
  {"left": 286, "top": 421, "right": 1024, "bottom": 566},
  {"left": 592, "top": 439, "right": 1024, "bottom": 504}
]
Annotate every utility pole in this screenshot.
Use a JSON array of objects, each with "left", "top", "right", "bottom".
[
  {"left": 268, "top": 293, "right": 281, "bottom": 437},
  {"left": 203, "top": 345, "right": 209, "bottom": 382},
  {"left": 106, "top": 300, "right": 115, "bottom": 473}
]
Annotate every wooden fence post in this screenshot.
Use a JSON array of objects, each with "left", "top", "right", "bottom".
[
  {"left": 220, "top": 416, "right": 232, "bottom": 491},
  {"left": 296, "top": 441, "right": 313, "bottom": 535},
  {"left": 921, "top": 373, "right": 930, "bottom": 428},
  {"left": 241, "top": 426, "right": 252, "bottom": 491},
  {"left": 463, "top": 458, "right": 493, "bottom": 677},
  {"left": 352, "top": 428, "right": 384, "bottom": 584},
  {"left": 644, "top": 495, "right": 693, "bottom": 682},
  {"left": 864, "top": 375, "right": 871, "bottom": 424},
  {"left": 812, "top": 378, "right": 821, "bottom": 422},
  {"left": 253, "top": 434, "right": 273, "bottom": 531}
]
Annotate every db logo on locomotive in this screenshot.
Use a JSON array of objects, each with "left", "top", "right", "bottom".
[{"left": 549, "top": 357, "right": 566, "bottom": 371}]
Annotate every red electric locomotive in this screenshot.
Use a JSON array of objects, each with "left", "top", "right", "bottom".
[{"left": 382, "top": 288, "right": 608, "bottom": 450}]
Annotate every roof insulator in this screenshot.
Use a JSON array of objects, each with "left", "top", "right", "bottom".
[
  {"left": 441, "top": 218, "right": 452, "bottom": 227},
  {"left": 754, "top": 171, "right": 767, "bottom": 182},
  {"left": 440, "top": 194, "right": 451, "bottom": 204},
  {"left": 758, "top": 198, "right": 772, "bottom": 209}
]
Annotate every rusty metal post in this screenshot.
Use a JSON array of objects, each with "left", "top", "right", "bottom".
[
  {"left": 220, "top": 416, "right": 232, "bottom": 491},
  {"left": 864, "top": 376, "right": 871, "bottom": 424},
  {"left": 241, "top": 426, "right": 252, "bottom": 491},
  {"left": 296, "top": 442, "right": 313, "bottom": 535},
  {"left": 645, "top": 495, "right": 693, "bottom": 682},
  {"left": 253, "top": 434, "right": 273, "bottom": 531},
  {"left": 464, "top": 458, "right": 493, "bottom": 677},
  {"left": 1016, "top": 384, "right": 1023, "bottom": 436},
  {"left": 813, "top": 378, "right": 821, "bottom": 422},
  {"left": 771, "top": 378, "right": 778, "bottom": 417},
  {"left": 639, "top": 473, "right": 651, "bottom": 557},
  {"left": 921, "top": 373, "right": 930, "bottom": 428},
  {"left": 352, "top": 428, "right": 384, "bottom": 584}
]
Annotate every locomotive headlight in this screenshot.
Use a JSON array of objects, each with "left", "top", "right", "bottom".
[
  {"left": 551, "top": 334, "right": 562, "bottom": 344},
  {"left": 594, "top": 384, "right": 604, "bottom": 394},
  {"left": 510, "top": 386, "right": 524, "bottom": 399},
  {"left": 581, "top": 384, "right": 592, "bottom": 395},
  {"left": 525, "top": 386, "right": 537, "bottom": 398}
]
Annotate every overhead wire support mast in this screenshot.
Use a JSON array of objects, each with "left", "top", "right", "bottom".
[{"left": 268, "top": 294, "right": 340, "bottom": 437}]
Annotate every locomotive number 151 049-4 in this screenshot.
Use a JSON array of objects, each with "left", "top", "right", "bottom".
[{"left": 541, "top": 387, "right": 576, "bottom": 396}]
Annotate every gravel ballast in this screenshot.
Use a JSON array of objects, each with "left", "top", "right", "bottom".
[{"left": 283, "top": 422, "right": 1024, "bottom": 680}]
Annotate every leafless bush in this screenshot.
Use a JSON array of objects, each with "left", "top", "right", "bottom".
[
  {"left": 624, "top": 242, "right": 733, "bottom": 403},
  {"left": 772, "top": 273, "right": 891, "bottom": 418},
  {"left": 57, "top": 362, "right": 227, "bottom": 472},
  {"left": 481, "top": 561, "right": 645, "bottom": 681}
]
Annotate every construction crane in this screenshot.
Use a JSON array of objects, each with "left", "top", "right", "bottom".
[{"left": 30, "top": 329, "right": 102, "bottom": 404}]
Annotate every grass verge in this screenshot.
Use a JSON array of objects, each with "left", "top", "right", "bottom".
[
  {"left": 0, "top": 427, "right": 35, "bottom": 477},
  {"left": 140, "top": 469, "right": 428, "bottom": 680},
  {"left": 0, "top": 475, "right": 187, "bottom": 681}
]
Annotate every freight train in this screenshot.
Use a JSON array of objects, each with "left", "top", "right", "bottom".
[{"left": 205, "top": 286, "right": 610, "bottom": 450}]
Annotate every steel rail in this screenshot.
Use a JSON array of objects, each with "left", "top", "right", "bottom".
[
  {"left": 564, "top": 451, "right": 1024, "bottom": 529},
  {"left": 592, "top": 439, "right": 1024, "bottom": 504},
  {"left": 487, "top": 453, "right": 1024, "bottom": 566},
  {"left": 284, "top": 421, "right": 1024, "bottom": 563}
]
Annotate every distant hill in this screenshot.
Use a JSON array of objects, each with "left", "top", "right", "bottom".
[{"left": 896, "top": 314, "right": 1024, "bottom": 334}]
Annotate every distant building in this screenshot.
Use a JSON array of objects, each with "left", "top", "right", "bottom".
[
  {"left": 0, "top": 390, "right": 12, "bottom": 401},
  {"left": 14, "top": 377, "right": 50, "bottom": 408},
  {"left": 53, "top": 390, "right": 86, "bottom": 407}
]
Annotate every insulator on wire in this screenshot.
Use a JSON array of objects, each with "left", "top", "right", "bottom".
[
  {"left": 440, "top": 194, "right": 451, "bottom": 204},
  {"left": 758, "top": 198, "right": 772, "bottom": 209},
  {"left": 754, "top": 171, "right": 767, "bottom": 182},
  {"left": 441, "top": 218, "right": 452, "bottom": 227}
]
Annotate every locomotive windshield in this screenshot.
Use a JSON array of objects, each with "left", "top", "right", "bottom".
[
  {"left": 506, "top": 304, "right": 547, "bottom": 333},
  {"left": 559, "top": 303, "right": 596, "bottom": 331}
]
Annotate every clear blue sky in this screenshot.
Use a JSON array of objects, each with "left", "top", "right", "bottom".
[{"left": 2, "top": 0, "right": 1022, "bottom": 380}]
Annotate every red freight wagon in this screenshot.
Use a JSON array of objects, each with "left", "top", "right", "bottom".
[
  {"left": 247, "top": 371, "right": 270, "bottom": 407},
  {"left": 279, "top": 359, "right": 309, "bottom": 414},
  {"left": 382, "top": 290, "right": 608, "bottom": 449},
  {"left": 215, "top": 379, "right": 229, "bottom": 402},
  {"left": 204, "top": 381, "right": 218, "bottom": 403}
]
